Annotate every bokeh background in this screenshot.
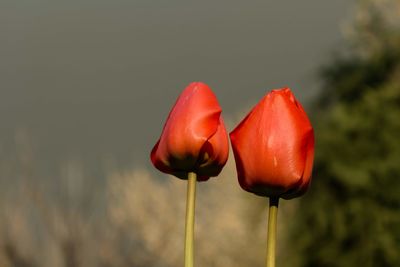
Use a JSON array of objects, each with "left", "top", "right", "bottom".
[{"left": 1, "top": 0, "right": 399, "bottom": 266}]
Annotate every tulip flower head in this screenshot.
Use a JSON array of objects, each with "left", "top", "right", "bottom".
[
  {"left": 230, "top": 88, "right": 314, "bottom": 199},
  {"left": 151, "top": 82, "right": 229, "bottom": 181}
]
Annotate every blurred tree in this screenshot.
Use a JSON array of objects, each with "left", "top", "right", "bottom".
[{"left": 286, "top": 1, "right": 400, "bottom": 267}]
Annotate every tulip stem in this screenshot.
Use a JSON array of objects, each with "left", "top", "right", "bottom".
[
  {"left": 266, "top": 197, "right": 279, "bottom": 267},
  {"left": 184, "top": 172, "right": 197, "bottom": 267}
]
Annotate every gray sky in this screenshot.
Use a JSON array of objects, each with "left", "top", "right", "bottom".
[{"left": 0, "top": 0, "right": 353, "bottom": 176}]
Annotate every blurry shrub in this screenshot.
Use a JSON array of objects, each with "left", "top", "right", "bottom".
[
  {"left": 0, "top": 143, "right": 271, "bottom": 267},
  {"left": 286, "top": 1, "right": 400, "bottom": 266}
]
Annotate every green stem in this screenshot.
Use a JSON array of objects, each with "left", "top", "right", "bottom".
[
  {"left": 184, "top": 172, "right": 197, "bottom": 267},
  {"left": 266, "top": 197, "right": 279, "bottom": 267}
]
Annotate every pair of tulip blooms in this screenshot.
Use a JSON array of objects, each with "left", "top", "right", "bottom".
[
  {"left": 151, "top": 82, "right": 314, "bottom": 198},
  {"left": 151, "top": 82, "right": 314, "bottom": 267}
]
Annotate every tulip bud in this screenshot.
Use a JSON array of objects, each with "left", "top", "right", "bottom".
[
  {"left": 230, "top": 88, "right": 314, "bottom": 199},
  {"left": 151, "top": 82, "right": 229, "bottom": 181}
]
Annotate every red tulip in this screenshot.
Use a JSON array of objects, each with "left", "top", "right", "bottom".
[
  {"left": 230, "top": 88, "right": 314, "bottom": 199},
  {"left": 151, "top": 82, "right": 229, "bottom": 181}
]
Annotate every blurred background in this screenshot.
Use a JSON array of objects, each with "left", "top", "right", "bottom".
[{"left": 1, "top": 0, "right": 399, "bottom": 266}]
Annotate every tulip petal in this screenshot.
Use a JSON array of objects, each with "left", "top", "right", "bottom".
[
  {"left": 281, "top": 128, "right": 315, "bottom": 199},
  {"left": 197, "top": 118, "right": 229, "bottom": 180}
]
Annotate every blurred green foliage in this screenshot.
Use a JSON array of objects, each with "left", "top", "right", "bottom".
[{"left": 287, "top": 1, "right": 400, "bottom": 266}]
